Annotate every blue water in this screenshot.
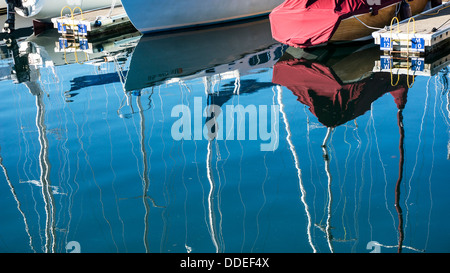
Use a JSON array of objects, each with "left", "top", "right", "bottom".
[{"left": 0, "top": 18, "right": 449, "bottom": 253}]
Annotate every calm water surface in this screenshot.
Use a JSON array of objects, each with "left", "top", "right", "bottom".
[{"left": 0, "top": 18, "right": 449, "bottom": 253}]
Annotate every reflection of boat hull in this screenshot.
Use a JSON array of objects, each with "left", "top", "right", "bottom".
[
  {"left": 270, "top": 0, "right": 428, "bottom": 48},
  {"left": 277, "top": 67, "right": 408, "bottom": 127},
  {"left": 330, "top": 0, "right": 428, "bottom": 42},
  {"left": 121, "top": 0, "right": 283, "bottom": 34},
  {"left": 273, "top": 45, "right": 411, "bottom": 127},
  {"left": 125, "top": 18, "right": 279, "bottom": 91},
  {"left": 15, "top": 0, "right": 121, "bottom": 21},
  {"left": 280, "top": 43, "right": 382, "bottom": 83}
]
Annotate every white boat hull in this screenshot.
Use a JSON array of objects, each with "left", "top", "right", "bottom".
[
  {"left": 14, "top": 0, "right": 121, "bottom": 21},
  {"left": 121, "top": 0, "right": 284, "bottom": 34}
]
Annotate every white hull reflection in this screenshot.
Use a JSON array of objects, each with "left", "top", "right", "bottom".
[{"left": 125, "top": 18, "right": 283, "bottom": 92}]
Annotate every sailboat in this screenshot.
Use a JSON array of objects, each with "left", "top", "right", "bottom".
[
  {"left": 120, "top": 0, "right": 284, "bottom": 34},
  {"left": 269, "top": 0, "right": 431, "bottom": 48},
  {"left": 124, "top": 18, "right": 281, "bottom": 92}
]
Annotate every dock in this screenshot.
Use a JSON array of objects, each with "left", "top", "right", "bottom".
[
  {"left": 51, "top": 5, "right": 136, "bottom": 41},
  {"left": 373, "top": 49, "right": 450, "bottom": 76},
  {"left": 372, "top": 2, "right": 450, "bottom": 55}
]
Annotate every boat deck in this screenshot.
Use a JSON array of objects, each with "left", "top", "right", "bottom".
[{"left": 372, "top": 2, "right": 450, "bottom": 54}]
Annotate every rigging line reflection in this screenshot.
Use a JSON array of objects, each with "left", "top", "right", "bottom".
[
  {"left": 233, "top": 71, "right": 241, "bottom": 95},
  {"left": 16, "top": 89, "right": 31, "bottom": 182},
  {"left": 103, "top": 84, "right": 127, "bottom": 252},
  {"left": 235, "top": 92, "right": 246, "bottom": 253},
  {"left": 388, "top": 82, "right": 423, "bottom": 253},
  {"left": 158, "top": 86, "right": 169, "bottom": 253},
  {"left": 251, "top": 86, "right": 278, "bottom": 252},
  {"left": 304, "top": 105, "right": 319, "bottom": 243},
  {"left": 137, "top": 95, "right": 150, "bottom": 253},
  {"left": 214, "top": 139, "right": 225, "bottom": 253},
  {"left": 135, "top": 92, "right": 165, "bottom": 250},
  {"left": 406, "top": 77, "right": 430, "bottom": 206},
  {"left": 36, "top": 92, "right": 56, "bottom": 253},
  {"left": 351, "top": 118, "right": 362, "bottom": 253},
  {"left": 371, "top": 107, "right": 397, "bottom": 233},
  {"left": 67, "top": 93, "right": 84, "bottom": 251},
  {"left": 88, "top": 88, "right": 119, "bottom": 252},
  {"left": 360, "top": 112, "right": 371, "bottom": 234},
  {"left": 17, "top": 88, "right": 43, "bottom": 248},
  {"left": 0, "top": 146, "right": 36, "bottom": 252},
  {"left": 447, "top": 78, "right": 450, "bottom": 126},
  {"left": 366, "top": 109, "right": 374, "bottom": 240},
  {"left": 395, "top": 108, "right": 405, "bottom": 253},
  {"left": 179, "top": 85, "right": 190, "bottom": 253},
  {"left": 34, "top": 91, "right": 56, "bottom": 253},
  {"left": 276, "top": 85, "right": 316, "bottom": 253},
  {"left": 239, "top": 130, "right": 245, "bottom": 253},
  {"left": 344, "top": 121, "right": 363, "bottom": 248},
  {"left": 206, "top": 85, "right": 227, "bottom": 253},
  {"left": 191, "top": 108, "right": 208, "bottom": 250},
  {"left": 204, "top": 77, "right": 236, "bottom": 253},
  {"left": 52, "top": 75, "right": 67, "bottom": 252},
  {"left": 438, "top": 74, "right": 450, "bottom": 160},
  {"left": 425, "top": 77, "right": 438, "bottom": 250},
  {"left": 215, "top": 143, "right": 225, "bottom": 253},
  {"left": 251, "top": 150, "right": 269, "bottom": 252},
  {"left": 342, "top": 126, "right": 352, "bottom": 242},
  {"left": 111, "top": 52, "right": 127, "bottom": 92},
  {"left": 206, "top": 140, "right": 220, "bottom": 253},
  {"left": 68, "top": 86, "right": 118, "bottom": 252},
  {"left": 210, "top": 93, "right": 229, "bottom": 253},
  {"left": 322, "top": 127, "right": 334, "bottom": 253},
  {"left": 372, "top": 241, "right": 424, "bottom": 252},
  {"left": 401, "top": 77, "right": 426, "bottom": 243}
]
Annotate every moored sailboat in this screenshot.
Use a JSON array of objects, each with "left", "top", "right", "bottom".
[
  {"left": 270, "top": 0, "right": 430, "bottom": 48},
  {"left": 120, "top": 0, "right": 284, "bottom": 34}
]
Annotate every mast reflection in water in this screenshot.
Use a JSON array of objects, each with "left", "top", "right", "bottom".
[{"left": 0, "top": 17, "right": 449, "bottom": 253}]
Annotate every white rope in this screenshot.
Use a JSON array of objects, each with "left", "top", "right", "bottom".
[
  {"left": 107, "top": 0, "right": 117, "bottom": 17},
  {"left": 352, "top": 15, "right": 384, "bottom": 30}
]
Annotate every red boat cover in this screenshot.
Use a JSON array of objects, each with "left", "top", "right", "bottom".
[
  {"left": 272, "top": 58, "right": 409, "bottom": 127},
  {"left": 269, "top": 0, "right": 401, "bottom": 48}
]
